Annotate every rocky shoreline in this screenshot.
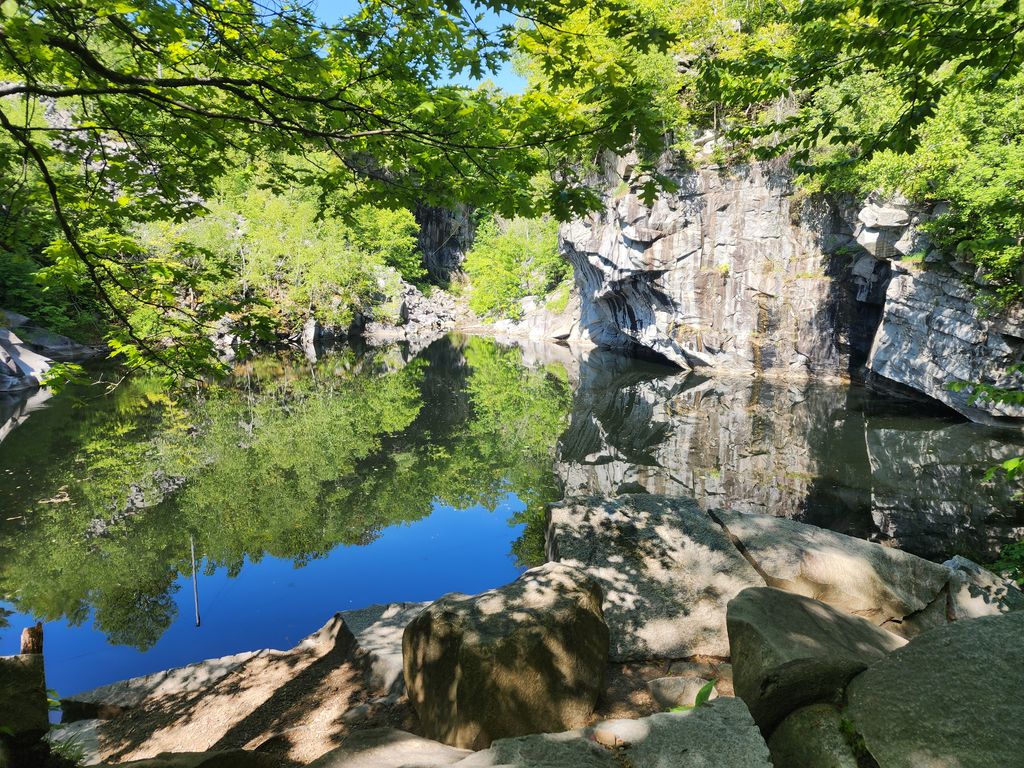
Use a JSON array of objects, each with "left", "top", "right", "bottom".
[{"left": 5, "top": 494, "right": 1020, "bottom": 767}]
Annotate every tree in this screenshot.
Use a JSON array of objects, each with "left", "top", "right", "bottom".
[
  {"left": 703, "top": 0, "right": 1024, "bottom": 159},
  {"left": 0, "top": 0, "right": 672, "bottom": 375}
]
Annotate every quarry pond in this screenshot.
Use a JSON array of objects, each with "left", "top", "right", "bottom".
[{"left": 1, "top": 334, "right": 1022, "bottom": 701}]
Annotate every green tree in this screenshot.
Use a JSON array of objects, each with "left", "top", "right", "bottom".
[{"left": 0, "top": 0, "right": 673, "bottom": 375}]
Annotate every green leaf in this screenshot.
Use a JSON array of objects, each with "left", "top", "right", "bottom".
[{"left": 1, "top": 0, "right": 18, "bottom": 17}]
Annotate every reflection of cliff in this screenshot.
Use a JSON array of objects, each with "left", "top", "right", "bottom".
[{"left": 556, "top": 352, "right": 1024, "bottom": 561}]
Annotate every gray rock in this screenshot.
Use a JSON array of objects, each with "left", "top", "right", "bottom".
[
  {"left": 846, "top": 611, "right": 1024, "bottom": 768},
  {"left": 0, "top": 328, "right": 51, "bottom": 391},
  {"left": 340, "top": 602, "right": 428, "bottom": 693},
  {"left": 454, "top": 730, "right": 616, "bottom": 768},
  {"left": 868, "top": 269, "right": 1024, "bottom": 423},
  {"left": 727, "top": 587, "right": 905, "bottom": 732},
  {"left": 711, "top": 509, "right": 950, "bottom": 628},
  {"left": 308, "top": 728, "right": 471, "bottom": 768},
  {"left": 15, "top": 325, "right": 98, "bottom": 361},
  {"left": 0, "top": 654, "right": 49, "bottom": 743},
  {"left": 944, "top": 555, "right": 1024, "bottom": 620},
  {"left": 767, "top": 704, "right": 859, "bottom": 768},
  {"left": 561, "top": 157, "right": 880, "bottom": 377},
  {"left": 547, "top": 495, "right": 764, "bottom": 660},
  {"left": 62, "top": 650, "right": 258, "bottom": 722},
  {"left": 403, "top": 562, "right": 608, "bottom": 749},
  {"left": 601, "top": 699, "right": 772, "bottom": 767},
  {"left": 458, "top": 698, "right": 771, "bottom": 768},
  {"left": 645, "top": 676, "right": 718, "bottom": 710}
]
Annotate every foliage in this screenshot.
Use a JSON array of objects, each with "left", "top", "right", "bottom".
[
  {"left": 702, "top": 0, "right": 1024, "bottom": 159},
  {"left": 464, "top": 216, "right": 566, "bottom": 318},
  {"left": 991, "top": 540, "right": 1024, "bottom": 585},
  {"left": 0, "top": 0, "right": 675, "bottom": 374},
  {"left": 143, "top": 160, "right": 423, "bottom": 336},
  {"left": 799, "top": 76, "right": 1024, "bottom": 306}
]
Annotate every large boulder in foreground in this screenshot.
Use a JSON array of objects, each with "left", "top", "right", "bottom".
[
  {"left": 547, "top": 495, "right": 764, "bottom": 659},
  {"left": 728, "top": 587, "right": 905, "bottom": 733},
  {"left": 845, "top": 611, "right": 1024, "bottom": 768},
  {"left": 457, "top": 697, "right": 771, "bottom": 767},
  {"left": 711, "top": 509, "right": 950, "bottom": 629},
  {"left": 403, "top": 562, "right": 609, "bottom": 750}
]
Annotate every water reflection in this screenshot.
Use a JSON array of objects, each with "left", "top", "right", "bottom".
[
  {"left": 0, "top": 337, "right": 569, "bottom": 655},
  {"left": 556, "top": 349, "right": 1024, "bottom": 561}
]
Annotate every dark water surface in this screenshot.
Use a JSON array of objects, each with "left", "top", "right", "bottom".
[{"left": 1, "top": 335, "right": 1021, "bottom": 701}]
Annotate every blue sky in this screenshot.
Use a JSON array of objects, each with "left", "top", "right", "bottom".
[{"left": 312, "top": 0, "right": 528, "bottom": 93}]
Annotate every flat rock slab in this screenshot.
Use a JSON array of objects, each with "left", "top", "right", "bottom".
[
  {"left": 62, "top": 650, "right": 258, "bottom": 721},
  {"left": 846, "top": 611, "right": 1024, "bottom": 768},
  {"left": 728, "top": 587, "right": 906, "bottom": 732},
  {"left": 308, "top": 728, "right": 471, "bottom": 768},
  {"left": 97, "top": 614, "right": 367, "bottom": 765},
  {"left": 711, "top": 508, "right": 950, "bottom": 626},
  {"left": 548, "top": 495, "right": 764, "bottom": 660},
  {"left": 457, "top": 697, "right": 771, "bottom": 767}
]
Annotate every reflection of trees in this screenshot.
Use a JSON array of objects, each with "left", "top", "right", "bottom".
[{"left": 0, "top": 338, "right": 571, "bottom": 649}]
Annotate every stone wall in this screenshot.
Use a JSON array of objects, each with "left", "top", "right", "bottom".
[{"left": 561, "top": 155, "right": 1022, "bottom": 424}]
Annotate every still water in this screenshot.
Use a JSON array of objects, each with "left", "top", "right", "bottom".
[{"left": 1, "top": 335, "right": 1021, "bottom": 701}]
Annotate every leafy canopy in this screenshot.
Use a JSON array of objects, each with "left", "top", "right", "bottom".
[{"left": 0, "top": 0, "right": 673, "bottom": 374}]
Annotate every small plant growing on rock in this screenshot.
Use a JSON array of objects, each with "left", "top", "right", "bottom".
[{"left": 670, "top": 679, "right": 716, "bottom": 712}]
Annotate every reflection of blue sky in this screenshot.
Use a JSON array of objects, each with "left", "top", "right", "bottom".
[
  {"left": 0, "top": 497, "right": 527, "bottom": 700},
  {"left": 313, "top": 0, "right": 527, "bottom": 93}
]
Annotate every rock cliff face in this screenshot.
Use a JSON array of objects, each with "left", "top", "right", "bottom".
[
  {"left": 561, "top": 156, "right": 1022, "bottom": 423},
  {"left": 415, "top": 204, "right": 474, "bottom": 284}
]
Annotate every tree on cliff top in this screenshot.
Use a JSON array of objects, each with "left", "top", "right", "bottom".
[{"left": 0, "top": 0, "right": 672, "bottom": 376}]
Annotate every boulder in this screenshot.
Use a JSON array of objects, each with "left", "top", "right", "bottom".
[
  {"left": 727, "top": 587, "right": 905, "bottom": 733},
  {"left": 0, "top": 654, "right": 49, "bottom": 743},
  {"left": 944, "top": 555, "right": 1024, "bottom": 620},
  {"left": 548, "top": 495, "right": 764, "bottom": 660},
  {"left": 403, "top": 562, "right": 608, "bottom": 750},
  {"left": 845, "top": 611, "right": 1024, "bottom": 768},
  {"left": 458, "top": 697, "right": 771, "bottom": 768},
  {"left": 767, "top": 704, "right": 858, "bottom": 768},
  {"left": 711, "top": 509, "right": 950, "bottom": 628},
  {"left": 111, "top": 750, "right": 277, "bottom": 767},
  {"left": 645, "top": 676, "right": 718, "bottom": 710},
  {"left": 0, "top": 328, "right": 51, "bottom": 391},
  {"left": 307, "top": 728, "right": 471, "bottom": 768}
]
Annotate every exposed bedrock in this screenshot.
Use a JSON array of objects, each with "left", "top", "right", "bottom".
[
  {"left": 561, "top": 156, "right": 1023, "bottom": 423},
  {"left": 555, "top": 350, "right": 1024, "bottom": 562},
  {"left": 561, "top": 158, "right": 885, "bottom": 377}
]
